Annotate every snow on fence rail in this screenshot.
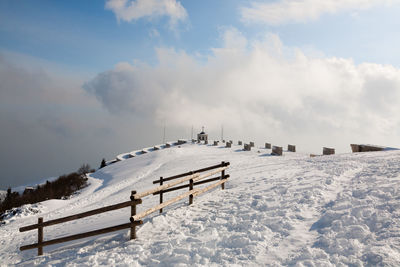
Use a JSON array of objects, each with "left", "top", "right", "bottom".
[
  {"left": 19, "top": 162, "right": 230, "bottom": 256},
  {"left": 152, "top": 161, "right": 230, "bottom": 213},
  {"left": 19, "top": 198, "right": 142, "bottom": 255}
]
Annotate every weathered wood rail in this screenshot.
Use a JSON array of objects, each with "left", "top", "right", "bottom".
[
  {"left": 152, "top": 161, "right": 230, "bottom": 213},
  {"left": 19, "top": 194, "right": 142, "bottom": 255},
  {"left": 19, "top": 162, "right": 230, "bottom": 256}
]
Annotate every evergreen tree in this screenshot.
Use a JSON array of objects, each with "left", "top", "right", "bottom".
[
  {"left": 100, "top": 158, "right": 107, "bottom": 169},
  {"left": 5, "top": 187, "right": 11, "bottom": 201}
]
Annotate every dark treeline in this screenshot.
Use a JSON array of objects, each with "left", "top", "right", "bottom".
[{"left": 0, "top": 164, "right": 94, "bottom": 218}]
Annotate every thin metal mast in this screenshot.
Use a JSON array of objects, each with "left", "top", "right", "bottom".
[{"left": 162, "top": 124, "right": 166, "bottom": 143}]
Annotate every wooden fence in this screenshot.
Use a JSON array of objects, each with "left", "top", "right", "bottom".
[
  {"left": 19, "top": 162, "right": 230, "bottom": 256},
  {"left": 152, "top": 161, "right": 230, "bottom": 213}
]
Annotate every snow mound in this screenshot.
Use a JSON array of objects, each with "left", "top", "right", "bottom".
[{"left": 1, "top": 204, "right": 42, "bottom": 226}]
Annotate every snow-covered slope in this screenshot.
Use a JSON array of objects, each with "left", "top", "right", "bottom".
[
  {"left": 0, "top": 190, "right": 6, "bottom": 202},
  {"left": 1, "top": 143, "right": 400, "bottom": 266}
]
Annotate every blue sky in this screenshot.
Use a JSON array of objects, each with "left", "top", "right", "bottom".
[
  {"left": 0, "top": 0, "right": 243, "bottom": 72},
  {"left": 2, "top": 0, "right": 400, "bottom": 73},
  {"left": 1, "top": 0, "right": 400, "bottom": 188}
]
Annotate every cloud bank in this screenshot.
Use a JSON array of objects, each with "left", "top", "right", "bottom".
[
  {"left": 105, "top": 0, "right": 187, "bottom": 26},
  {"left": 0, "top": 53, "right": 169, "bottom": 188},
  {"left": 85, "top": 29, "right": 400, "bottom": 153},
  {"left": 241, "top": 0, "right": 396, "bottom": 25},
  {"left": 3, "top": 29, "right": 400, "bottom": 188}
]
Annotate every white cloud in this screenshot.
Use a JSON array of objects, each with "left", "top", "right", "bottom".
[
  {"left": 85, "top": 29, "right": 400, "bottom": 153},
  {"left": 105, "top": 0, "right": 187, "bottom": 27},
  {"left": 241, "top": 0, "right": 397, "bottom": 25}
]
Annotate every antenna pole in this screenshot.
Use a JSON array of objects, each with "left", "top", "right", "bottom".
[{"left": 163, "top": 124, "right": 166, "bottom": 143}]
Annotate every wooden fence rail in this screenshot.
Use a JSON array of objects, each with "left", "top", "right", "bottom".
[
  {"left": 19, "top": 199, "right": 142, "bottom": 232},
  {"left": 152, "top": 175, "right": 229, "bottom": 195},
  {"left": 153, "top": 161, "right": 230, "bottom": 214},
  {"left": 20, "top": 221, "right": 143, "bottom": 251},
  {"left": 19, "top": 192, "right": 142, "bottom": 256},
  {"left": 19, "top": 162, "right": 230, "bottom": 256},
  {"left": 152, "top": 161, "right": 230, "bottom": 184}
]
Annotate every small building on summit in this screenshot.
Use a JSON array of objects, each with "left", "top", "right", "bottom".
[{"left": 197, "top": 127, "right": 208, "bottom": 142}]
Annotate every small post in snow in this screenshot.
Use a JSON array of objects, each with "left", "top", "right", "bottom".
[
  {"left": 130, "top": 191, "right": 137, "bottom": 240},
  {"left": 288, "top": 144, "right": 296, "bottom": 152},
  {"left": 189, "top": 178, "right": 194, "bottom": 205},
  {"left": 159, "top": 177, "right": 163, "bottom": 213},
  {"left": 221, "top": 161, "right": 225, "bottom": 190},
  {"left": 323, "top": 147, "right": 335, "bottom": 155},
  {"left": 38, "top": 217, "right": 43, "bottom": 256}
]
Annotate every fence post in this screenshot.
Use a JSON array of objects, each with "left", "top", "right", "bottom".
[
  {"left": 189, "top": 179, "right": 194, "bottom": 205},
  {"left": 221, "top": 161, "right": 225, "bottom": 190},
  {"left": 159, "top": 177, "right": 163, "bottom": 213},
  {"left": 130, "top": 191, "right": 137, "bottom": 240},
  {"left": 38, "top": 217, "right": 43, "bottom": 256}
]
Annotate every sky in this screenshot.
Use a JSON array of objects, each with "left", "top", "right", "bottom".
[{"left": 1, "top": 0, "right": 400, "bottom": 189}]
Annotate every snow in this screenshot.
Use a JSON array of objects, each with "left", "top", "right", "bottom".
[
  {"left": 116, "top": 152, "right": 132, "bottom": 161},
  {"left": 0, "top": 190, "right": 6, "bottom": 202},
  {"left": 1, "top": 142, "right": 400, "bottom": 266},
  {"left": 1, "top": 204, "right": 42, "bottom": 225}
]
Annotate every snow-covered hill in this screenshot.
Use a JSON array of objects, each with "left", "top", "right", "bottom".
[{"left": 1, "top": 142, "right": 400, "bottom": 266}]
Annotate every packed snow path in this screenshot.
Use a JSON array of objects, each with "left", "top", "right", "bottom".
[{"left": 1, "top": 144, "right": 400, "bottom": 266}]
